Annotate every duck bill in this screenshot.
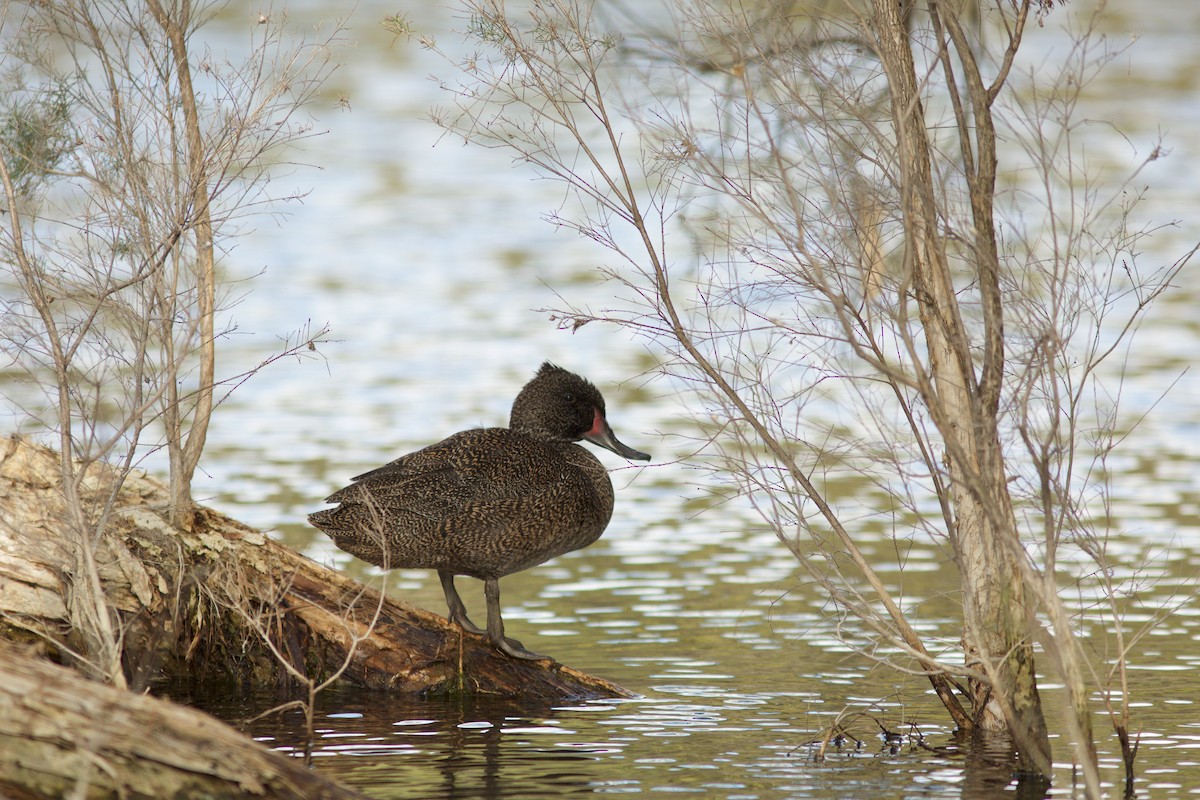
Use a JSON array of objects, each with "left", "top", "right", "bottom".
[{"left": 584, "top": 411, "right": 651, "bottom": 462}]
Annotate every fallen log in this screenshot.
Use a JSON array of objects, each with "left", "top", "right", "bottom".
[
  {"left": 0, "top": 642, "right": 369, "bottom": 800},
  {"left": 0, "top": 434, "right": 632, "bottom": 698}
]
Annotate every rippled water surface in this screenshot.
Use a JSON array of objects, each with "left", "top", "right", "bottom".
[
  {"left": 189, "top": 686, "right": 1013, "bottom": 800},
  {"left": 7, "top": 0, "right": 1200, "bottom": 797}
]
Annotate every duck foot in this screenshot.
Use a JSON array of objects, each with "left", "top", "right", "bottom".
[
  {"left": 491, "top": 634, "right": 552, "bottom": 661},
  {"left": 440, "top": 571, "right": 485, "bottom": 634},
  {"left": 483, "top": 577, "right": 553, "bottom": 661},
  {"left": 449, "top": 608, "right": 485, "bottom": 636}
]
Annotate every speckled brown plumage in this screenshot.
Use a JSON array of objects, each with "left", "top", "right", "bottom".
[{"left": 308, "top": 362, "right": 651, "bottom": 660}]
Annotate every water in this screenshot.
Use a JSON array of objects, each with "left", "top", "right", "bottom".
[
  {"left": 6, "top": 0, "right": 1200, "bottom": 797},
  {"left": 183, "top": 684, "right": 1024, "bottom": 800}
]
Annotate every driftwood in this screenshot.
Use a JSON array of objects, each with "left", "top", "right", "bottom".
[
  {"left": 0, "top": 642, "right": 368, "bottom": 800},
  {"left": 0, "top": 434, "right": 631, "bottom": 697}
]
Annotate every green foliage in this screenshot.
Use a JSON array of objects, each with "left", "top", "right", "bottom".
[
  {"left": 467, "top": 13, "right": 509, "bottom": 47},
  {"left": 0, "top": 81, "right": 75, "bottom": 197},
  {"left": 465, "top": 9, "right": 619, "bottom": 64},
  {"left": 382, "top": 12, "right": 414, "bottom": 38}
]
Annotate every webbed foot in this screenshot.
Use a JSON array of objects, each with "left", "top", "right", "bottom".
[
  {"left": 491, "top": 633, "right": 551, "bottom": 661},
  {"left": 448, "top": 607, "right": 485, "bottom": 636},
  {"left": 440, "top": 571, "right": 485, "bottom": 634},
  {"left": 483, "top": 577, "right": 553, "bottom": 662}
]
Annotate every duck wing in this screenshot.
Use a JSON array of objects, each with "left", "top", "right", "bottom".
[
  {"left": 315, "top": 428, "right": 574, "bottom": 521},
  {"left": 308, "top": 428, "right": 611, "bottom": 575}
]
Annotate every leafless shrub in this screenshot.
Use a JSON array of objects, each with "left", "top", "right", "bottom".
[
  {"left": 426, "top": 0, "right": 1192, "bottom": 791},
  {"left": 0, "top": 0, "right": 342, "bottom": 685}
]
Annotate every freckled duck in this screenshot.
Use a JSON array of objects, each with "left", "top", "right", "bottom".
[{"left": 308, "top": 362, "right": 651, "bottom": 660}]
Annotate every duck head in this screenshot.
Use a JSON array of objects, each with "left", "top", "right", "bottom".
[{"left": 510, "top": 362, "right": 651, "bottom": 461}]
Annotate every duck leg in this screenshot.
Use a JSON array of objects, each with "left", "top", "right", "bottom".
[
  {"left": 483, "top": 577, "right": 550, "bottom": 661},
  {"left": 439, "top": 571, "right": 484, "bottom": 635}
]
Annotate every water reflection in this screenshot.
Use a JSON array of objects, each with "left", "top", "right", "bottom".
[
  {"left": 201, "top": 685, "right": 1035, "bottom": 800},
  {"left": 252, "top": 693, "right": 603, "bottom": 799}
]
